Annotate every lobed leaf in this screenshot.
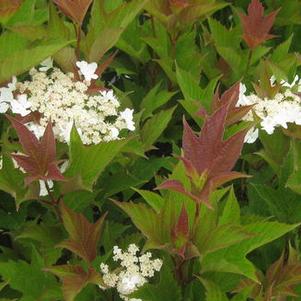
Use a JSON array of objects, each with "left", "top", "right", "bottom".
[{"left": 58, "top": 201, "right": 107, "bottom": 263}]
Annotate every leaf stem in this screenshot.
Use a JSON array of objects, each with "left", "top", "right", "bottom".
[
  {"left": 45, "top": 180, "right": 56, "bottom": 204},
  {"left": 43, "top": 180, "right": 62, "bottom": 222},
  {"left": 245, "top": 49, "right": 253, "bottom": 78},
  {"left": 75, "top": 23, "right": 81, "bottom": 60}
]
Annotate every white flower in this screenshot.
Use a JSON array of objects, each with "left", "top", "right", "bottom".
[
  {"left": 117, "top": 272, "right": 144, "bottom": 295},
  {"left": 39, "top": 57, "right": 53, "bottom": 72},
  {"left": 76, "top": 61, "right": 98, "bottom": 82},
  {"left": 110, "top": 127, "right": 119, "bottom": 139},
  {"left": 8, "top": 76, "right": 17, "bottom": 90},
  {"left": 237, "top": 84, "right": 252, "bottom": 106},
  {"left": 39, "top": 180, "right": 54, "bottom": 197},
  {"left": 261, "top": 116, "right": 276, "bottom": 134},
  {"left": 0, "top": 99, "right": 10, "bottom": 113},
  {"left": 0, "top": 77, "right": 17, "bottom": 113},
  {"left": 58, "top": 121, "right": 74, "bottom": 144},
  {"left": 11, "top": 94, "right": 31, "bottom": 116},
  {"left": 4, "top": 66, "right": 134, "bottom": 145},
  {"left": 99, "top": 244, "right": 162, "bottom": 300},
  {"left": 244, "top": 128, "right": 259, "bottom": 144},
  {"left": 60, "top": 160, "right": 69, "bottom": 173},
  {"left": 26, "top": 122, "right": 45, "bottom": 139},
  {"left": 236, "top": 79, "right": 301, "bottom": 142},
  {"left": 120, "top": 109, "right": 135, "bottom": 131}
]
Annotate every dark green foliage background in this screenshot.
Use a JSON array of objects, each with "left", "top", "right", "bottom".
[{"left": 1, "top": 0, "right": 301, "bottom": 300}]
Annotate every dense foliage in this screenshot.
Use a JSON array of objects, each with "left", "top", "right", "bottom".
[{"left": 1, "top": 0, "right": 301, "bottom": 300}]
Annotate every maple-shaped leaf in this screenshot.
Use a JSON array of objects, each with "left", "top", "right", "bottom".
[
  {"left": 239, "top": 0, "right": 279, "bottom": 49},
  {"left": 58, "top": 201, "right": 107, "bottom": 263},
  {"left": 52, "top": 0, "right": 93, "bottom": 25},
  {"left": 198, "top": 83, "right": 253, "bottom": 126},
  {"left": 171, "top": 205, "right": 189, "bottom": 258},
  {"left": 7, "top": 115, "right": 65, "bottom": 185},
  {"left": 266, "top": 249, "right": 301, "bottom": 299},
  {"left": 235, "top": 247, "right": 301, "bottom": 299},
  {"left": 158, "top": 105, "right": 248, "bottom": 206},
  {"left": 184, "top": 106, "right": 246, "bottom": 175},
  {"left": 45, "top": 265, "right": 103, "bottom": 301}
]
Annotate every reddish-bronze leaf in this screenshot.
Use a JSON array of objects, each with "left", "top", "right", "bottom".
[
  {"left": 58, "top": 202, "right": 107, "bottom": 263},
  {"left": 199, "top": 171, "right": 250, "bottom": 203},
  {"left": 52, "top": 0, "right": 93, "bottom": 25},
  {"left": 157, "top": 179, "right": 200, "bottom": 203},
  {"left": 171, "top": 205, "right": 190, "bottom": 258},
  {"left": 239, "top": 0, "right": 279, "bottom": 48},
  {"left": 0, "top": 0, "right": 21, "bottom": 19},
  {"left": 173, "top": 205, "right": 189, "bottom": 239},
  {"left": 216, "top": 83, "right": 240, "bottom": 111},
  {"left": 198, "top": 83, "right": 253, "bottom": 126},
  {"left": 14, "top": 111, "right": 42, "bottom": 125},
  {"left": 184, "top": 106, "right": 228, "bottom": 174},
  {"left": 159, "top": 104, "right": 247, "bottom": 207},
  {"left": 209, "top": 129, "right": 247, "bottom": 175},
  {"left": 7, "top": 115, "right": 65, "bottom": 185},
  {"left": 169, "top": 0, "right": 189, "bottom": 9},
  {"left": 45, "top": 265, "right": 103, "bottom": 301}
]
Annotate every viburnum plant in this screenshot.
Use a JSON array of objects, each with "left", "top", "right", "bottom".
[{"left": 2, "top": 0, "right": 301, "bottom": 300}]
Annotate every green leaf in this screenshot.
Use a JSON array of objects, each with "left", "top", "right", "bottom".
[
  {"left": 198, "top": 278, "right": 229, "bottom": 301},
  {"left": 0, "top": 155, "right": 31, "bottom": 209},
  {"left": 64, "top": 127, "right": 129, "bottom": 191},
  {"left": 117, "top": 19, "right": 151, "bottom": 63},
  {"left": 196, "top": 223, "right": 253, "bottom": 256},
  {"left": 48, "top": 2, "right": 72, "bottom": 40},
  {"left": 258, "top": 128, "right": 290, "bottom": 173},
  {"left": 114, "top": 201, "right": 168, "bottom": 248},
  {"left": 271, "top": 35, "right": 293, "bottom": 62},
  {"left": 250, "top": 184, "right": 295, "bottom": 222},
  {"left": 142, "top": 22, "right": 170, "bottom": 59},
  {"left": 5, "top": 0, "right": 36, "bottom": 26},
  {"left": 132, "top": 188, "right": 165, "bottom": 213},
  {"left": 0, "top": 39, "right": 73, "bottom": 84},
  {"left": 0, "top": 32, "right": 29, "bottom": 60},
  {"left": 114, "top": 198, "right": 180, "bottom": 250},
  {"left": 192, "top": 188, "right": 229, "bottom": 245},
  {"left": 287, "top": 171, "right": 301, "bottom": 194},
  {"left": 131, "top": 261, "right": 181, "bottom": 301},
  {"left": 0, "top": 249, "right": 60, "bottom": 300},
  {"left": 16, "top": 222, "right": 64, "bottom": 247},
  {"left": 176, "top": 31, "right": 203, "bottom": 78},
  {"left": 176, "top": 64, "right": 204, "bottom": 101},
  {"left": 102, "top": 221, "right": 130, "bottom": 253},
  {"left": 216, "top": 47, "right": 244, "bottom": 77},
  {"left": 101, "top": 157, "right": 172, "bottom": 198},
  {"left": 219, "top": 187, "right": 241, "bottom": 225},
  {"left": 85, "top": 0, "right": 149, "bottom": 62},
  {"left": 87, "top": 27, "right": 124, "bottom": 62},
  {"left": 140, "top": 82, "right": 176, "bottom": 121},
  {"left": 141, "top": 106, "right": 176, "bottom": 150},
  {"left": 16, "top": 221, "right": 63, "bottom": 265},
  {"left": 209, "top": 18, "right": 241, "bottom": 49},
  {"left": 202, "top": 221, "right": 298, "bottom": 281}
]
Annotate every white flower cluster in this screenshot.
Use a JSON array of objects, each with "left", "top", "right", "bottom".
[
  {"left": 0, "top": 59, "right": 135, "bottom": 145},
  {"left": 237, "top": 77, "right": 301, "bottom": 143},
  {"left": 99, "top": 244, "right": 163, "bottom": 301}
]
